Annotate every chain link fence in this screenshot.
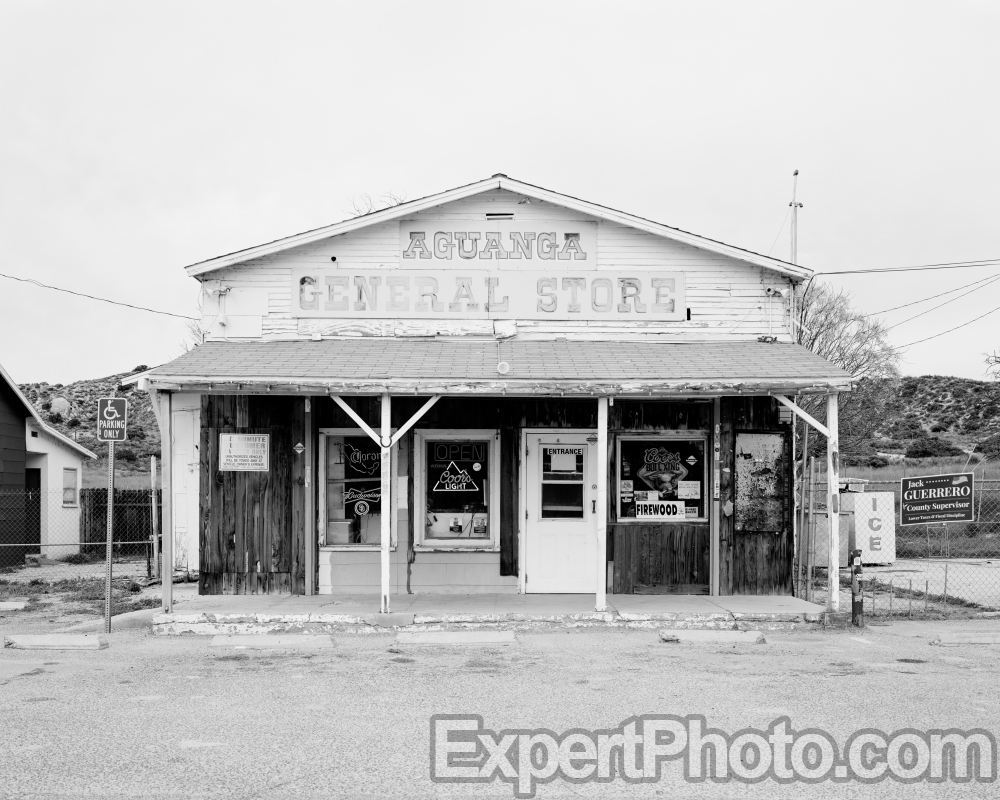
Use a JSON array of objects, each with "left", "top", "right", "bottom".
[
  {"left": 0, "top": 488, "right": 161, "bottom": 586},
  {"left": 796, "top": 479, "right": 1000, "bottom": 616}
]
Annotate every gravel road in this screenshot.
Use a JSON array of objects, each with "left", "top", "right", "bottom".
[{"left": 1, "top": 615, "right": 998, "bottom": 799}]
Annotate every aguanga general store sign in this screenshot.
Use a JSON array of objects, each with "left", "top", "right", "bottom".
[{"left": 293, "top": 223, "right": 687, "bottom": 321}]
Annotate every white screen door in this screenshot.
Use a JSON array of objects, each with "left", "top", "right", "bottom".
[{"left": 524, "top": 433, "right": 597, "bottom": 593}]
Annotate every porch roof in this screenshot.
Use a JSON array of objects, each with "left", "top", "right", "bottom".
[{"left": 144, "top": 340, "right": 851, "bottom": 396}]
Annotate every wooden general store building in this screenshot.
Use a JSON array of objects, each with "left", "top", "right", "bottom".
[{"left": 143, "top": 175, "right": 850, "bottom": 614}]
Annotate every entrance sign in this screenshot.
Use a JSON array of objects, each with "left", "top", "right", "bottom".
[
  {"left": 900, "top": 473, "right": 975, "bottom": 526},
  {"left": 96, "top": 398, "right": 128, "bottom": 442},
  {"left": 292, "top": 268, "right": 686, "bottom": 321},
  {"left": 219, "top": 434, "right": 270, "bottom": 471}
]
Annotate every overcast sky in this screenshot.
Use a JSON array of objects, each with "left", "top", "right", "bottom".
[{"left": 1, "top": 1, "right": 997, "bottom": 385}]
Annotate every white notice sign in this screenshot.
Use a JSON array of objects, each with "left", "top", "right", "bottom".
[
  {"left": 677, "top": 481, "right": 701, "bottom": 499},
  {"left": 219, "top": 434, "right": 270, "bottom": 472},
  {"left": 634, "top": 493, "right": 685, "bottom": 519}
]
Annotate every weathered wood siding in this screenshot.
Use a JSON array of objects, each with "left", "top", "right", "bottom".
[
  {"left": 718, "top": 397, "right": 794, "bottom": 595},
  {"left": 0, "top": 378, "right": 27, "bottom": 489},
  {"left": 202, "top": 189, "right": 794, "bottom": 342},
  {"left": 199, "top": 396, "right": 305, "bottom": 595},
  {"left": 612, "top": 524, "right": 710, "bottom": 594}
]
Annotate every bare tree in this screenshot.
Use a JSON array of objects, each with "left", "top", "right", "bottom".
[
  {"left": 345, "top": 190, "right": 408, "bottom": 218},
  {"left": 179, "top": 317, "right": 205, "bottom": 354},
  {"left": 987, "top": 351, "right": 999, "bottom": 378},
  {"left": 795, "top": 281, "right": 902, "bottom": 462}
]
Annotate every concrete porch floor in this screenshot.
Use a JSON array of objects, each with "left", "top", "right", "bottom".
[{"left": 153, "top": 585, "right": 826, "bottom": 635}]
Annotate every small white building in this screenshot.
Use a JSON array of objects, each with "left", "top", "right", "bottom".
[{"left": 0, "top": 362, "right": 96, "bottom": 561}]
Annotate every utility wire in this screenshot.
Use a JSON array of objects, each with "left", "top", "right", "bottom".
[
  {"left": 0, "top": 271, "right": 197, "bottom": 320},
  {"left": 895, "top": 303, "right": 1000, "bottom": 349},
  {"left": 886, "top": 275, "right": 1000, "bottom": 330},
  {"left": 866, "top": 274, "right": 998, "bottom": 315},
  {"left": 820, "top": 258, "right": 1000, "bottom": 276},
  {"left": 765, "top": 208, "right": 791, "bottom": 258}
]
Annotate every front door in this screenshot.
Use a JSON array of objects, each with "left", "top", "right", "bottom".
[{"left": 524, "top": 433, "right": 597, "bottom": 593}]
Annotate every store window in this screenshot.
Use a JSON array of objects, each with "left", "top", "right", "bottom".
[
  {"left": 617, "top": 436, "right": 707, "bottom": 522},
  {"left": 414, "top": 430, "right": 500, "bottom": 548},
  {"left": 320, "top": 433, "right": 384, "bottom": 546},
  {"left": 540, "top": 445, "right": 585, "bottom": 518},
  {"left": 62, "top": 468, "right": 78, "bottom": 506}
]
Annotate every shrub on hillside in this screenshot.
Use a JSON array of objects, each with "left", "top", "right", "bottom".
[
  {"left": 887, "top": 418, "right": 924, "bottom": 439},
  {"left": 48, "top": 412, "right": 63, "bottom": 424},
  {"left": 905, "top": 437, "right": 965, "bottom": 459},
  {"left": 974, "top": 434, "right": 1000, "bottom": 457}
]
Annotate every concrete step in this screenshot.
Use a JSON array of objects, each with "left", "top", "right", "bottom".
[
  {"left": 151, "top": 610, "right": 819, "bottom": 636},
  {"left": 4, "top": 634, "right": 107, "bottom": 650}
]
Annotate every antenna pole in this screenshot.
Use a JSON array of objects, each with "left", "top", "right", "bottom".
[{"left": 790, "top": 169, "right": 803, "bottom": 264}]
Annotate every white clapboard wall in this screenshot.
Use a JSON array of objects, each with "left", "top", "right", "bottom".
[{"left": 199, "top": 189, "right": 794, "bottom": 342}]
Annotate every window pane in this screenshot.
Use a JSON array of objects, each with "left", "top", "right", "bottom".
[
  {"left": 325, "top": 435, "right": 382, "bottom": 545},
  {"left": 62, "top": 469, "right": 77, "bottom": 504},
  {"left": 425, "top": 440, "right": 490, "bottom": 539},
  {"left": 541, "top": 483, "right": 584, "bottom": 518},
  {"left": 618, "top": 439, "right": 706, "bottom": 520}
]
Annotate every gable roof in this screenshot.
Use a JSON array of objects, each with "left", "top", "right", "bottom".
[
  {"left": 0, "top": 362, "right": 97, "bottom": 460},
  {"left": 185, "top": 174, "right": 812, "bottom": 281}
]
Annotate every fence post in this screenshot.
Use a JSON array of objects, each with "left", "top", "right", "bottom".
[
  {"left": 943, "top": 562, "right": 949, "bottom": 612},
  {"left": 806, "top": 456, "right": 817, "bottom": 603},
  {"left": 150, "top": 457, "right": 159, "bottom": 580}
]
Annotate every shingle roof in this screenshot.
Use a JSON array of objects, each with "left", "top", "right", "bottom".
[{"left": 149, "top": 340, "right": 849, "bottom": 388}]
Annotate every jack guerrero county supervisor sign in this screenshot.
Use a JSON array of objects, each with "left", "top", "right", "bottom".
[{"left": 899, "top": 472, "right": 975, "bottom": 526}]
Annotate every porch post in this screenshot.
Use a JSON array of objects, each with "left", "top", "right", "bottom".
[
  {"left": 826, "top": 392, "right": 840, "bottom": 612},
  {"left": 160, "top": 392, "right": 173, "bottom": 613},
  {"left": 711, "top": 398, "right": 721, "bottom": 596},
  {"left": 595, "top": 396, "right": 608, "bottom": 612},
  {"left": 380, "top": 392, "right": 392, "bottom": 613},
  {"left": 304, "top": 397, "right": 314, "bottom": 596}
]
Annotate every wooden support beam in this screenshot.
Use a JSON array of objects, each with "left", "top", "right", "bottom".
[
  {"left": 827, "top": 392, "right": 840, "bottom": 612},
  {"left": 390, "top": 395, "right": 441, "bottom": 447},
  {"left": 304, "top": 397, "right": 314, "bottom": 596},
  {"left": 595, "top": 397, "right": 608, "bottom": 612},
  {"left": 774, "top": 394, "right": 830, "bottom": 439},
  {"left": 160, "top": 392, "right": 173, "bottom": 613},
  {"left": 711, "top": 397, "right": 721, "bottom": 596},
  {"left": 331, "top": 395, "right": 386, "bottom": 447},
  {"left": 380, "top": 393, "right": 391, "bottom": 613}
]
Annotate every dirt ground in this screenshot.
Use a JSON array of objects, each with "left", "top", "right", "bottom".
[{"left": 2, "top": 600, "right": 999, "bottom": 799}]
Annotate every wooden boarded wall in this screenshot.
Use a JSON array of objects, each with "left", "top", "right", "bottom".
[
  {"left": 612, "top": 524, "right": 710, "bottom": 594},
  {"left": 718, "top": 397, "right": 793, "bottom": 595},
  {"left": 609, "top": 401, "right": 713, "bottom": 594},
  {"left": 200, "top": 395, "right": 305, "bottom": 595}
]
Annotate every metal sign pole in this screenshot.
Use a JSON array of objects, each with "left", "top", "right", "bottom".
[{"left": 105, "top": 440, "right": 116, "bottom": 633}]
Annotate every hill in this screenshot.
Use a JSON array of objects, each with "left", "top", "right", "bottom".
[
  {"left": 19, "top": 367, "right": 161, "bottom": 487},
  {"left": 865, "top": 375, "right": 1000, "bottom": 464}
]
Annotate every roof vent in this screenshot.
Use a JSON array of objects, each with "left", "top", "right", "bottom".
[{"left": 486, "top": 213, "right": 514, "bottom": 221}]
